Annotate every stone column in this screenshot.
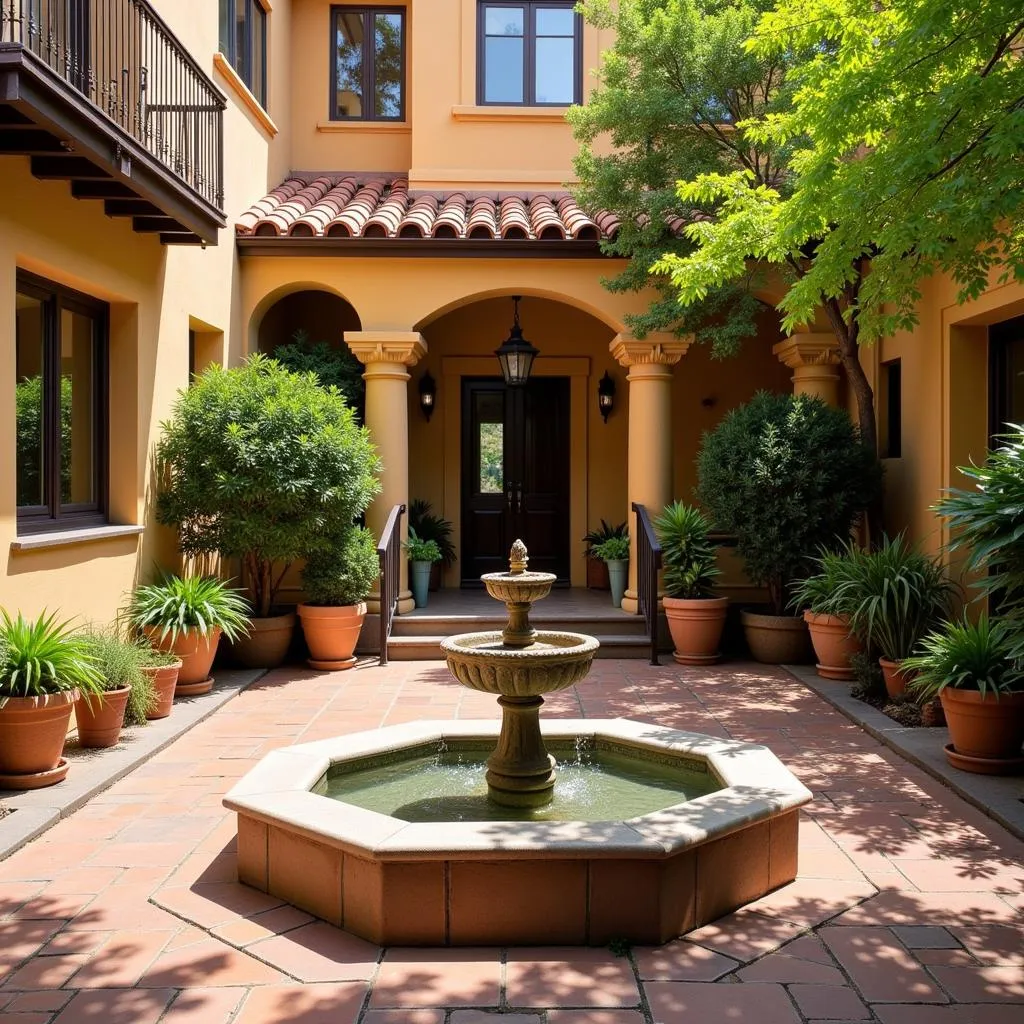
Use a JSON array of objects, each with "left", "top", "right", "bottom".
[
  {"left": 772, "top": 334, "right": 842, "bottom": 406},
  {"left": 611, "top": 333, "right": 692, "bottom": 614},
  {"left": 345, "top": 331, "right": 427, "bottom": 615}
]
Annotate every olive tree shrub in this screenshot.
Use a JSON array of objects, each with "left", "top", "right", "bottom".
[
  {"left": 155, "top": 355, "right": 381, "bottom": 618},
  {"left": 696, "top": 391, "right": 880, "bottom": 615}
]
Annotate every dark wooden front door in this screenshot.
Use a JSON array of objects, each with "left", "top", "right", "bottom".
[{"left": 461, "top": 377, "right": 571, "bottom": 585}]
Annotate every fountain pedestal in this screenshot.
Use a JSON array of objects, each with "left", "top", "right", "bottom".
[{"left": 486, "top": 695, "right": 556, "bottom": 807}]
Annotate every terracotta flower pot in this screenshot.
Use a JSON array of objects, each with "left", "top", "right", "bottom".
[
  {"left": 231, "top": 612, "right": 295, "bottom": 669},
  {"left": 74, "top": 686, "right": 130, "bottom": 748},
  {"left": 144, "top": 626, "right": 220, "bottom": 688},
  {"left": 879, "top": 658, "right": 915, "bottom": 700},
  {"left": 740, "top": 610, "right": 813, "bottom": 664},
  {"left": 142, "top": 661, "right": 181, "bottom": 720},
  {"left": 0, "top": 690, "right": 77, "bottom": 784},
  {"left": 298, "top": 602, "right": 367, "bottom": 671},
  {"left": 664, "top": 596, "right": 729, "bottom": 665},
  {"left": 940, "top": 687, "right": 1024, "bottom": 764},
  {"left": 804, "top": 612, "right": 861, "bottom": 681}
]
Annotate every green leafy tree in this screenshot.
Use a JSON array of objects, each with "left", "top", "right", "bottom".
[
  {"left": 155, "top": 356, "right": 381, "bottom": 618},
  {"left": 272, "top": 329, "right": 365, "bottom": 418},
  {"left": 569, "top": 0, "right": 793, "bottom": 355}
]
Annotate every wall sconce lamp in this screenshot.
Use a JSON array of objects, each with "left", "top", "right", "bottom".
[
  {"left": 419, "top": 371, "right": 436, "bottom": 421},
  {"left": 598, "top": 371, "right": 616, "bottom": 423}
]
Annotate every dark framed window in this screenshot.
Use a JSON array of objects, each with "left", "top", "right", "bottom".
[
  {"left": 330, "top": 6, "right": 406, "bottom": 120},
  {"left": 880, "top": 359, "right": 902, "bottom": 459},
  {"left": 219, "top": 0, "right": 268, "bottom": 108},
  {"left": 15, "top": 272, "right": 108, "bottom": 532},
  {"left": 478, "top": 2, "right": 582, "bottom": 106},
  {"left": 989, "top": 315, "right": 1024, "bottom": 444}
]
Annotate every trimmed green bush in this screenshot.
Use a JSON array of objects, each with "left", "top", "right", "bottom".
[{"left": 302, "top": 527, "right": 380, "bottom": 606}]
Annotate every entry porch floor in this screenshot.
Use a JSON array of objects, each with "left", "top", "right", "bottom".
[{"left": 1, "top": 660, "right": 1022, "bottom": 1023}]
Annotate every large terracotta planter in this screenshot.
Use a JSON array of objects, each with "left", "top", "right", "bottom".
[
  {"left": 879, "top": 658, "right": 915, "bottom": 700},
  {"left": 804, "top": 612, "right": 861, "bottom": 681},
  {"left": 298, "top": 602, "right": 367, "bottom": 671},
  {"left": 740, "top": 610, "right": 813, "bottom": 665},
  {"left": 664, "top": 596, "right": 729, "bottom": 665},
  {"left": 74, "top": 686, "right": 130, "bottom": 748},
  {"left": 142, "top": 661, "right": 181, "bottom": 720},
  {"left": 0, "top": 690, "right": 77, "bottom": 787},
  {"left": 940, "top": 688, "right": 1024, "bottom": 770},
  {"left": 144, "top": 626, "right": 220, "bottom": 690},
  {"left": 231, "top": 612, "right": 295, "bottom": 669}
]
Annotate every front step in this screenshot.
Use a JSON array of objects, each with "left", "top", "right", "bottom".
[
  {"left": 386, "top": 633, "right": 655, "bottom": 661},
  {"left": 390, "top": 613, "right": 648, "bottom": 639}
]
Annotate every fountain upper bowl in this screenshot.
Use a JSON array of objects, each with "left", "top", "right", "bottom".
[
  {"left": 480, "top": 570, "right": 557, "bottom": 606},
  {"left": 441, "top": 630, "right": 599, "bottom": 697}
]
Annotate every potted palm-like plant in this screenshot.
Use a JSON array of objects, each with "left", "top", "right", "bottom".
[
  {"left": 76, "top": 627, "right": 151, "bottom": 748},
  {"left": 583, "top": 520, "right": 627, "bottom": 590},
  {"left": 128, "top": 575, "right": 251, "bottom": 696},
  {"left": 409, "top": 500, "right": 456, "bottom": 591},
  {"left": 592, "top": 534, "right": 630, "bottom": 608},
  {"left": 791, "top": 545, "right": 864, "bottom": 680},
  {"left": 655, "top": 502, "right": 727, "bottom": 664},
  {"left": 833, "top": 535, "right": 956, "bottom": 699},
  {"left": 298, "top": 526, "right": 380, "bottom": 670},
  {"left": 0, "top": 612, "right": 103, "bottom": 789},
  {"left": 404, "top": 528, "right": 442, "bottom": 609},
  {"left": 906, "top": 615, "right": 1024, "bottom": 773}
]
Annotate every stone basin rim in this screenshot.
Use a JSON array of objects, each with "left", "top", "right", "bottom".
[{"left": 440, "top": 630, "right": 600, "bottom": 658}]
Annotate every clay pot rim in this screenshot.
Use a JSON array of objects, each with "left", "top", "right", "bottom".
[
  {"left": 740, "top": 610, "right": 807, "bottom": 629},
  {"left": 803, "top": 611, "right": 852, "bottom": 628},
  {"left": 76, "top": 684, "right": 132, "bottom": 705},
  {"left": 663, "top": 595, "right": 729, "bottom": 607},
  {"left": 939, "top": 686, "right": 1024, "bottom": 705},
  {"left": 141, "top": 659, "right": 183, "bottom": 673},
  {"left": 247, "top": 611, "right": 297, "bottom": 628},
  {"left": 0, "top": 689, "right": 80, "bottom": 708},
  {"left": 297, "top": 602, "right": 367, "bottom": 616}
]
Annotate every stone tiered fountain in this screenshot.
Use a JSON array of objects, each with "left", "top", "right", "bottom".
[{"left": 440, "top": 539, "right": 598, "bottom": 808}]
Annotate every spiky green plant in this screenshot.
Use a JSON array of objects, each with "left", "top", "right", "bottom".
[
  {"left": 0, "top": 612, "right": 103, "bottom": 700},
  {"left": 408, "top": 499, "right": 457, "bottom": 568},
  {"left": 83, "top": 626, "right": 154, "bottom": 726},
  {"left": 127, "top": 575, "right": 251, "bottom": 646},
  {"left": 790, "top": 542, "right": 864, "bottom": 616},
  {"left": 905, "top": 615, "right": 1024, "bottom": 701},
  {"left": 654, "top": 502, "right": 720, "bottom": 600}
]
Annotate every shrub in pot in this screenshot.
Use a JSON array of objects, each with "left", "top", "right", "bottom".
[
  {"left": 592, "top": 534, "right": 630, "bottom": 608},
  {"left": 404, "top": 529, "right": 442, "bottom": 609},
  {"left": 409, "top": 499, "right": 456, "bottom": 591},
  {"left": 654, "top": 502, "right": 726, "bottom": 664},
  {"left": 0, "top": 611, "right": 103, "bottom": 788},
  {"left": 906, "top": 615, "right": 1024, "bottom": 773},
  {"left": 583, "top": 520, "right": 626, "bottom": 591},
  {"left": 791, "top": 545, "right": 864, "bottom": 680},
  {"left": 76, "top": 628, "right": 150, "bottom": 748},
  {"left": 128, "top": 575, "right": 250, "bottom": 696},
  {"left": 696, "top": 391, "right": 881, "bottom": 664},
  {"left": 833, "top": 535, "right": 956, "bottom": 699},
  {"left": 299, "top": 526, "right": 380, "bottom": 670},
  {"left": 154, "top": 356, "right": 381, "bottom": 668}
]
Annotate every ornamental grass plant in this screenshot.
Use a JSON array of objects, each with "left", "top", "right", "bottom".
[
  {"left": 127, "top": 574, "right": 251, "bottom": 645},
  {"left": 0, "top": 611, "right": 103, "bottom": 700},
  {"left": 654, "top": 502, "right": 719, "bottom": 599},
  {"left": 83, "top": 626, "right": 155, "bottom": 726}
]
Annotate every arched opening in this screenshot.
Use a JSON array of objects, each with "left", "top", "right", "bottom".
[{"left": 256, "top": 289, "right": 365, "bottom": 418}]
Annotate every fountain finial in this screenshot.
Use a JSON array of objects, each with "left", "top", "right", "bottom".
[{"left": 509, "top": 539, "right": 529, "bottom": 576}]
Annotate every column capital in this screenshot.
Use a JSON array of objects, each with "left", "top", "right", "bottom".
[
  {"left": 344, "top": 331, "right": 427, "bottom": 368},
  {"left": 610, "top": 332, "right": 693, "bottom": 369},
  {"left": 772, "top": 334, "right": 840, "bottom": 370}
]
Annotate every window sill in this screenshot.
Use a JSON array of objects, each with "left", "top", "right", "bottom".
[
  {"left": 316, "top": 120, "right": 410, "bottom": 134},
  {"left": 11, "top": 524, "right": 145, "bottom": 553},
  {"left": 451, "top": 105, "right": 571, "bottom": 124},
  {"left": 213, "top": 52, "right": 278, "bottom": 138}
]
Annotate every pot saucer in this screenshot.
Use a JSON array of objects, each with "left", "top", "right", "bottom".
[
  {"left": 944, "top": 743, "right": 1024, "bottom": 776},
  {"left": 308, "top": 657, "right": 357, "bottom": 672},
  {"left": 816, "top": 664, "right": 856, "bottom": 681},
  {"left": 0, "top": 758, "right": 69, "bottom": 791},
  {"left": 673, "top": 652, "right": 720, "bottom": 666},
  {"left": 175, "top": 677, "right": 214, "bottom": 697}
]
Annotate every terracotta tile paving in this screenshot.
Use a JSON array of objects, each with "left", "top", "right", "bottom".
[{"left": 0, "top": 659, "right": 1022, "bottom": 1022}]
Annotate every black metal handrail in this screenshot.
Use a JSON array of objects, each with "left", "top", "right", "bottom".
[
  {"left": 633, "top": 502, "right": 662, "bottom": 666},
  {"left": 1, "top": 0, "right": 225, "bottom": 210},
  {"left": 377, "top": 503, "right": 405, "bottom": 667}
]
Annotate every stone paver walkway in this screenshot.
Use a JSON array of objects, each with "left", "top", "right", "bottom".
[{"left": 0, "top": 660, "right": 1022, "bottom": 1023}]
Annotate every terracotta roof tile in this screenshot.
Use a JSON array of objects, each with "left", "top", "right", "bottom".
[{"left": 235, "top": 174, "right": 627, "bottom": 242}]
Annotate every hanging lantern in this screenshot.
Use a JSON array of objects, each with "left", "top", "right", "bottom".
[{"left": 495, "top": 295, "right": 538, "bottom": 386}]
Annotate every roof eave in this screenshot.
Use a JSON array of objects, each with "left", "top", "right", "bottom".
[{"left": 235, "top": 236, "right": 611, "bottom": 259}]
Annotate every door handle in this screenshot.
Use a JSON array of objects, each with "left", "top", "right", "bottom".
[
  {"left": 516, "top": 485, "right": 523, "bottom": 514},
  {"left": 506, "top": 485, "right": 514, "bottom": 511}
]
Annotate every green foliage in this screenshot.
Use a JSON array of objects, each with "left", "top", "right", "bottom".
[
  {"left": 830, "top": 536, "right": 958, "bottom": 663},
  {"left": 16, "top": 376, "right": 72, "bottom": 506},
  {"left": 592, "top": 535, "right": 631, "bottom": 562},
  {"left": 403, "top": 528, "right": 442, "bottom": 564},
  {"left": 127, "top": 575, "right": 251, "bottom": 645},
  {"left": 696, "top": 392, "right": 881, "bottom": 614},
  {"left": 936, "top": 428, "right": 1024, "bottom": 658},
  {"left": 155, "top": 356, "right": 381, "bottom": 616},
  {"left": 272, "top": 329, "right": 365, "bottom": 416},
  {"left": 583, "top": 519, "right": 628, "bottom": 557},
  {"left": 790, "top": 542, "right": 862, "bottom": 616},
  {"left": 654, "top": 501, "right": 720, "bottom": 599},
  {"left": 906, "top": 615, "right": 1024, "bottom": 700},
  {"left": 409, "top": 500, "right": 457, "bottom": 568},
  {"left": 569, "top": 0, "right": 791, "bottom": 355},
  {"left": 302, "top": 527, "right": 380, "bottom": 606},
  {"left": 0, "top": 612, "right": 103, "bottom": 699},
  {"left": 82, "top": 626, "right": 154, "bottom": 725}
]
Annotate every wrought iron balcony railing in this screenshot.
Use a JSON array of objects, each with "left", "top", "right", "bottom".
[{"left": 1, "top": 0, "right": 225, "bottom": 212}]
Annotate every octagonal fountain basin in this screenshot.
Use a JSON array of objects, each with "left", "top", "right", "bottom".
[{"left": 224, "top": 718, "right": 811, "bottom": 947}]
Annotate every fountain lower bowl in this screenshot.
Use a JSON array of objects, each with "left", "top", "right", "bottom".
[{"left": 224, "top": 719, "right": 812, "bottom": 946}]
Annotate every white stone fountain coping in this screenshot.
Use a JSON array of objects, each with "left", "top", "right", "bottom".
[{"left": 223, "top": 719, "right": 812, "bottom": 862}]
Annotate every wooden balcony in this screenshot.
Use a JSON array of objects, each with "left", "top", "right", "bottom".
[{"left": 0, "top": 0, "right": 225, "bottom": 245}]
